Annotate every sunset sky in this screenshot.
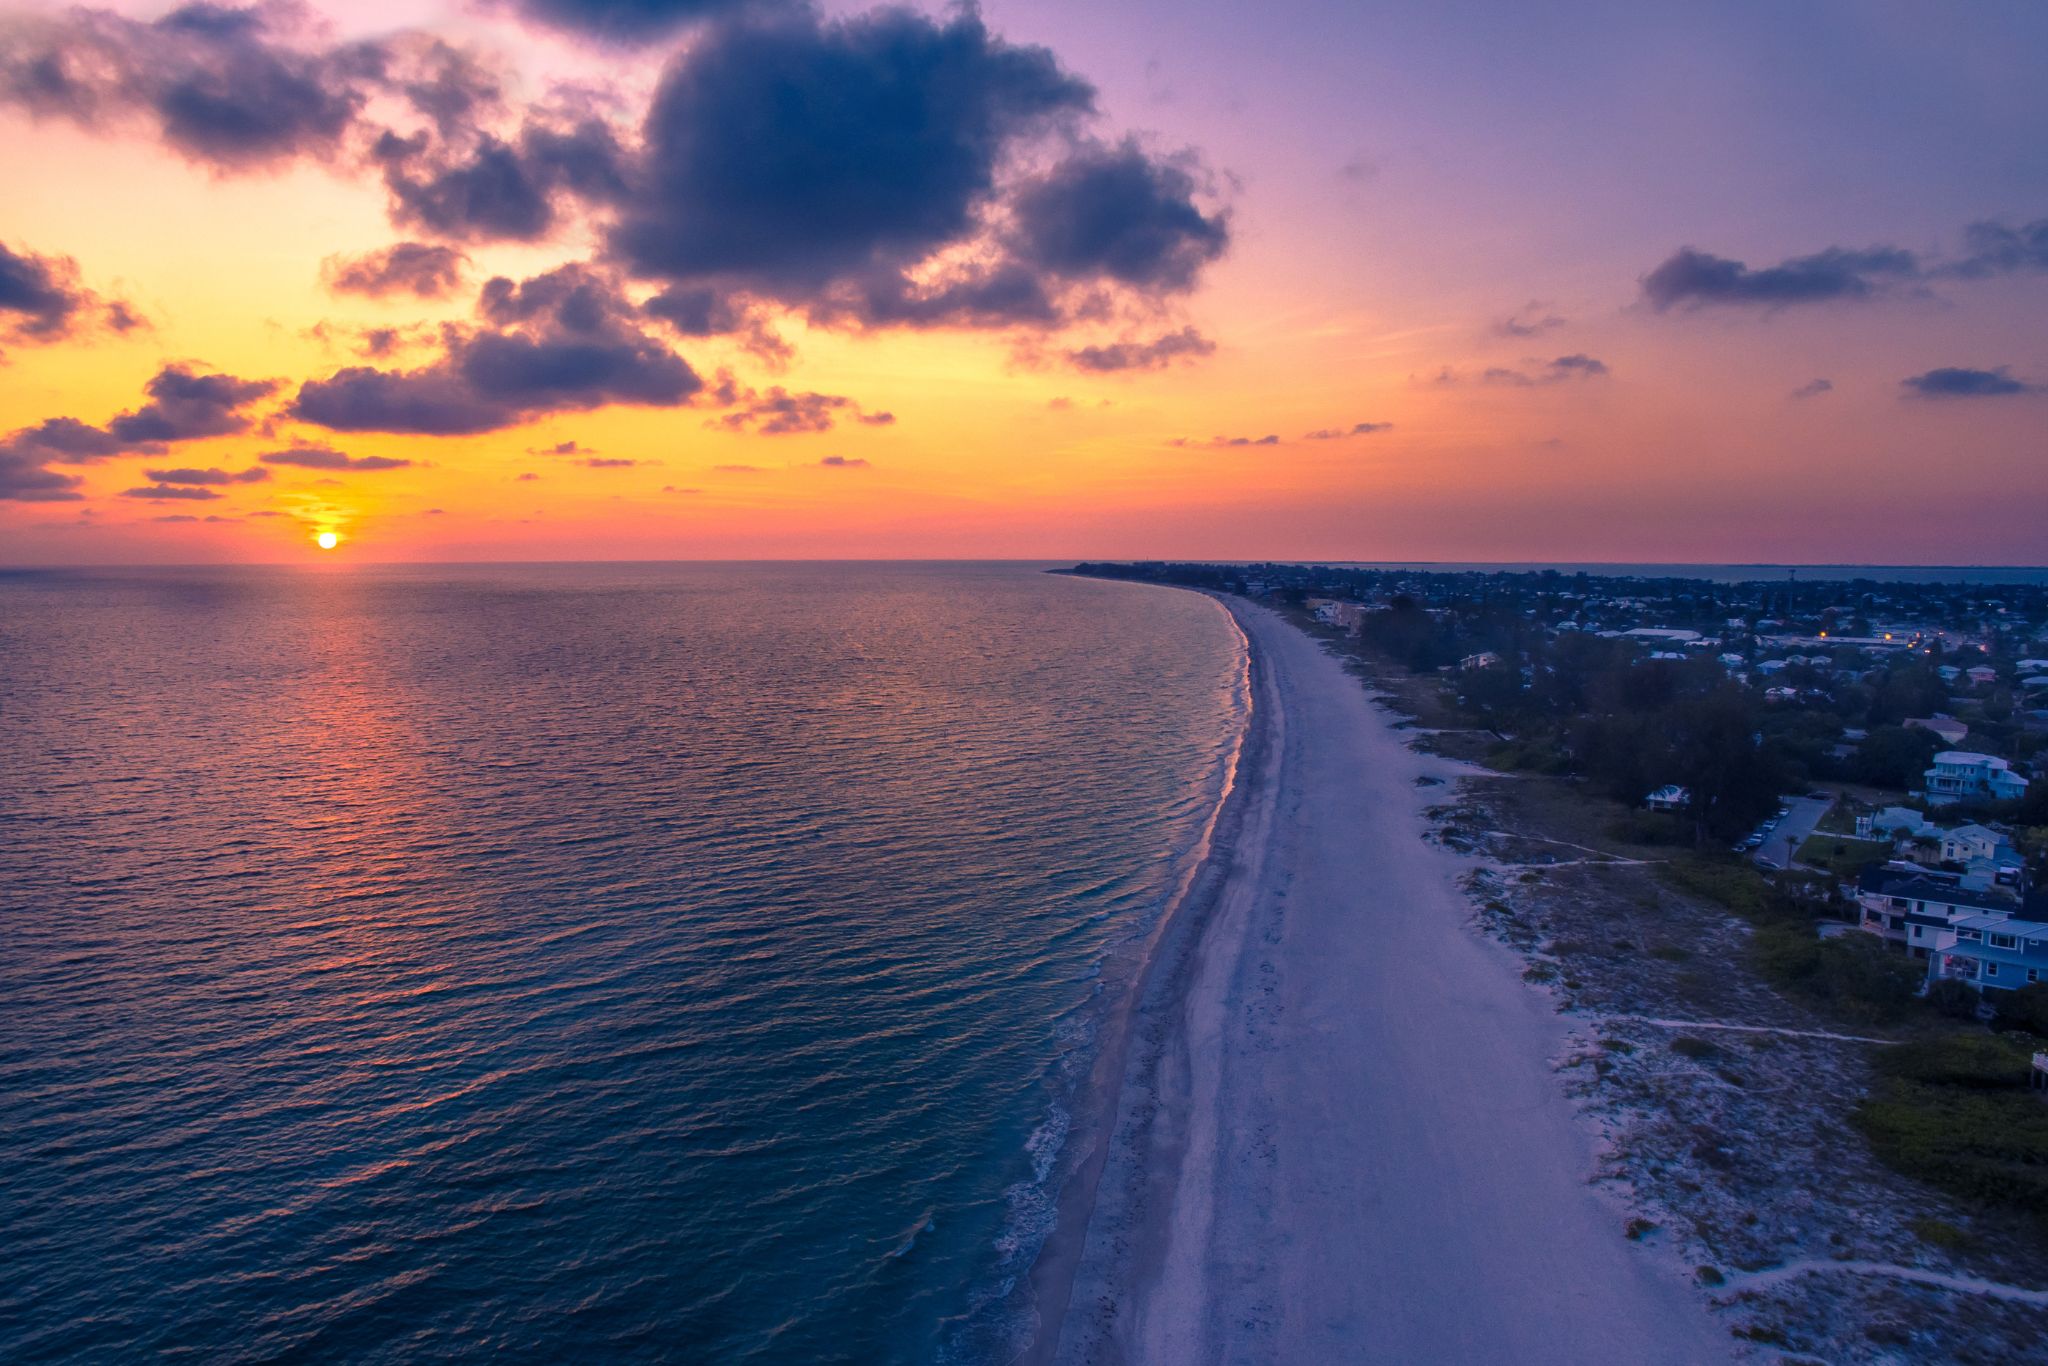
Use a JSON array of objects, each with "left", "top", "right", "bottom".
[{"left": 2, "top": 0, "right": 2044, "bottom": 565}]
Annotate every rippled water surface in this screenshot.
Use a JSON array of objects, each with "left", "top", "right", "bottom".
[{"left": 0, "top": 562, "right": 1245, "bottom": 1363}]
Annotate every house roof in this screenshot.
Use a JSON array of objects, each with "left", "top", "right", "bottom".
[{"left": 1859, "top": 867, "right": 2018, "bottom": 914}]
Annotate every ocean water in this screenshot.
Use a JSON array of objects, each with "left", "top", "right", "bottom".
[{"left": 0, "top": 562, "right": 1248, "bottom": 1363}]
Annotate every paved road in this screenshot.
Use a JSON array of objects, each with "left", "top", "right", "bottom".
[{"left": 1754, "top": 793, "right": 1832, "bottom": 869}]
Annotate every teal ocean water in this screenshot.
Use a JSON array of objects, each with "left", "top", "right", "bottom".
[{"left": 0, "top": 563, "right": 1248, "bottom": 1363}]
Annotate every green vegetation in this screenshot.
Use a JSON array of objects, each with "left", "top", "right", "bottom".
[
  {"left": 1794, "top": 833, "right": 1892, "bottom": 879},
  {"left": 1924, "top": 977, "right": 1982, "bottom": 1020},
  {"left": 1908, "top": 1216, "right": 1972, "bottom": 1251},
  {"left": 1997, "top": 982, "right": 2048, "bottom": 1036},
  {"left": 1663, "top": 855, "right": 1921, "bottom": 1023},
  {"left": 1670, "top": 1035, "right": 1719, "bottom": 1060},
  {"left": 1855, "top": 1033, "right": 2048, "bottom": 1221}
]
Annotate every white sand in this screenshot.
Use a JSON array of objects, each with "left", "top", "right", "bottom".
[{"left": 1034, "top": 594, "right": 1732, "bottom": 1364}]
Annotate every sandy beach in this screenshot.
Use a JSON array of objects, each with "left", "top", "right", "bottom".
[{"left": 1031, "top": 592, "right": 1732, "bottom": 1364}]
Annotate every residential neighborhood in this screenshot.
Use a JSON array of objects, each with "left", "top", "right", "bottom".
[{"left": 1076, "top": 561, "right": 2048, "bottom": 1019}]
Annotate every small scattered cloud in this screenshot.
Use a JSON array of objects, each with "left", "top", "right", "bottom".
[
  {"left": 819, "top": 455, "right": 869, "bottom": 468},
  {"left": 714, "top": 385, "right": 890, "bottom": 435},
  {"left": 1066, "top": 326, "right": 1215, "bottom": 373},
  {"left": 1496, "top": 302, "right": 1565, "bottom": 337},
  {"left": 1046, "top": 396, "right": 1073, "bottom": 410},
  {"left": 1338, "top": 155, "right": 1378, "bottom": 184},
  {"left": 120, "top": 484, "right": 223, "bottom": 501},
  {"left": 322, "top": 242, "right": 469, "bottom": 299},
  {"left": 528, "top": 440, "right": 589, "bottom": 456},
  {"left": 1900, "top": 366, "right": 2038, "bottom": 398},
  {"left": 581, "top": 456, "right": 640, "bottom": 467},
  {"left": 142, "top": 465, "right": 271, "bottom": 485},
  {"left": 1789, "top": 378, "right": 1834, "bottom": 400},
  {"left": 662, "top": 484, "right": 702, "bottom": 494},
  {"left": 1640, "top": 217, "right": 2048, "bottom": 314},
  {"left": 1459, "top": 355, "right": 1611, "bottom": 386},
  {"left": 515, "top": 471, "right": 540, "bottom": 480},
  {"left": 1303, "top": 421, "right": 1392, "bottom": 439},
  {"left": 713, "top": 463, "right": 762, "bottom": 472},
  {"left": 1170, "top": 433, "right": 1279, "bottom": 448},
  {"left": 260, "top": 445, "right": 413, "bottom": 471}
]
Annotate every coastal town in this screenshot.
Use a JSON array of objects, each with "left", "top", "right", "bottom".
[{"left": 1071, "top": 561, "right": 2048, "bottom": 1359}]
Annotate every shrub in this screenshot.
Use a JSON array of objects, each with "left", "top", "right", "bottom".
[
  {"left": 1671, "top": 1035, "right": 1719, "bottom": 1060},
  {"left": 1879, "top": 1034, "right": 2034, "bottom": 1089},
  {"left": 1924, "top": 977, "right": 1982, "bottom": 1021},
  {"left": 1997, "top": 982, "right": 2048, "bottom": 1036},
  {"left": 1908, "top": 1217, "right": 1971, "bottom": 1251},
  {"left": 1854, "top": 1082, "right": 2048, "bottom": 1216},
  {"left": 1808, "top": 934, "right": 1923, "bottom": 1024}
]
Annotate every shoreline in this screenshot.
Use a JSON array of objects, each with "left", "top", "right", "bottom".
[
  {"left": 1014, "top": 588, "right": 1266, "bottom": 1364},
  {"left": 1025, "top": 587, "right": 1730, "bottom": 1363}
]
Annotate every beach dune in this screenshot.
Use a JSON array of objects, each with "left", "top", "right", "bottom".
[{"left": 1036, "top": 594, "right": 1730, "bottom": 1364}]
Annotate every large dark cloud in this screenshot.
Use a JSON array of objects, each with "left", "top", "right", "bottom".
[
  {"left": 507, "top": 0, "right": 763, "bottom": 44},
  {"left": 106, "top": 365, "right": 278, "bottom": 444},
  {"left": 374, "top": 117, "right": 628, "bottom": 243},
  {"left": 0, "top": 7, "right": 611, "bottom": 243},
  {"left": 0, "top": 240, "right": 138, "bottom": 345},
  {"left": 323, "top": 242, "right": 469, "bottom": 299},
  {"left": 611, "top": 9, "right": 1090, "bottom": 293},
  {"left": 0, "top": 4, "right": 366, "bottom": 170},
  {"left": 1900, "top": 366, "right": 2038, "bottom": 398},
  {"left": 1007, "top": 142, "right": 1227, "bottom": 291},
  {"left": 1641, "top": 245, "right": 1919, "bottom": 310},
  {"left": 602, "top": 7, "right": 1225, "bottom": 344},
  {"left": 1066, "top": 326, "right": 1215, "bottom": 373},
  {"left": 291, "top": 265, "right": 702, "bottom": 434}
]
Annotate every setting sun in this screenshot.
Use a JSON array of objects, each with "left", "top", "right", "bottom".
[{"left": 315, "top": 532, "right": 339, "bottom": 550}]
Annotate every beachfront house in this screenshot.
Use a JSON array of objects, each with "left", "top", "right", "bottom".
[
  {"left": 1905, "top": 716, "right": 1969, "bottom": 746},
  {"left": 1924, "top": 917, "right": 2048, "bottom": 993},
  {"left": 1855, "top": 866, "right": 2019, "bottom": 957},
  {"left": 1921, "top": 751, "right": 2030, "bottom": 806},
  {"left": 1939, "top": 824, "right": 2028, "bottom": 887},
  {"left": 1643, "top": 784, "right": 1689, "bottom": 812},
  {"left": 1859, "top": 806, "right": 1936, "bottom": 841}
]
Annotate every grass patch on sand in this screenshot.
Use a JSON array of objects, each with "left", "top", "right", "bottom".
[
  {"left": 1795, "top": 834, "right": 1893, "bottom": 879},
  {"left": 1855, "top": 1034, "right": 2048, "bottom": 1220}
]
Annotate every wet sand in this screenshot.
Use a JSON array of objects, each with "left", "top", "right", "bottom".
[{"left": 1029, "top": 593, "right": 1731, "bottom": 1364}]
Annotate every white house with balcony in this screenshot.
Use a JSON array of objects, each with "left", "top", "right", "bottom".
[
  {"left": 1921, "top": 751, "right": 2029, "bottom": 806},
  {"left": 1855, "top": 865, "right": 2020, "bottom": 957}
]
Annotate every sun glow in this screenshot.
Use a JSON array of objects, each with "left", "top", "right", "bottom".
[{"left": 315, "top": 531, "right": 340, "bottom": 550}]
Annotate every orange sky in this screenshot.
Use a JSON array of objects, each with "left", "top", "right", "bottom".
[{"left": 2, "top": 1, "right": 2045, "bottom": 565}]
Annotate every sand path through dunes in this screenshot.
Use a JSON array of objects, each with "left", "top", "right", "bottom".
[{"left": 1048, "top": 595, "right": 1732, "bottom": 1364}]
